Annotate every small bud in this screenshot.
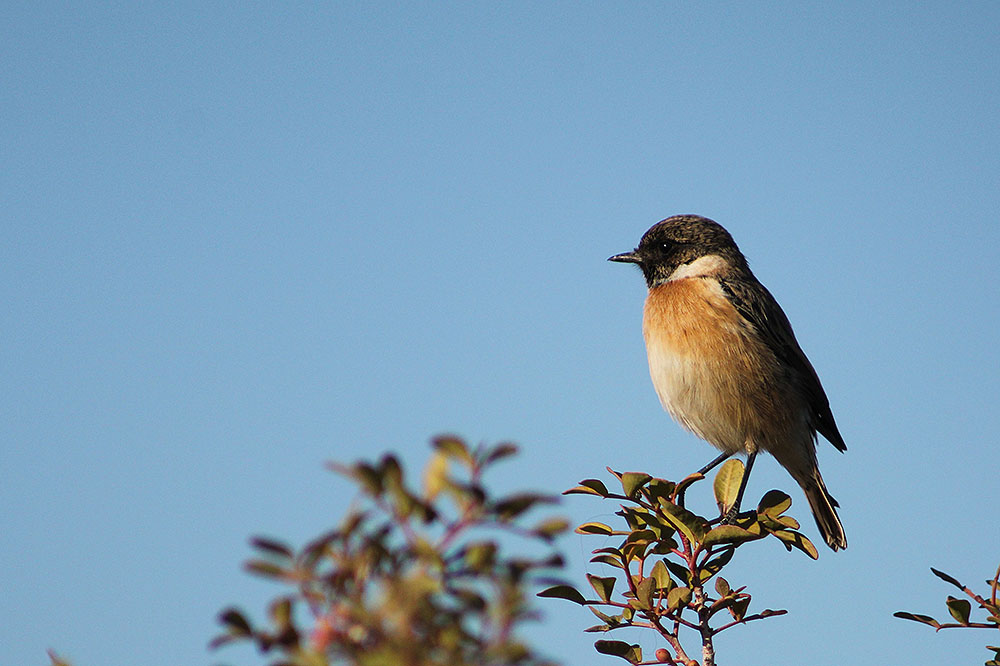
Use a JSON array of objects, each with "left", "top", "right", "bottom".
[
  {"left": 310, "top": 616, "right": 336, "bottom": 652},
  {"left": 654, "top": 647, "right": 672, "bottom": 663}
]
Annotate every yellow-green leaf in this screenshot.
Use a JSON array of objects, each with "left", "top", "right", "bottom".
[
  {"left": 432, "top": 435, "right": 474, "bottom": 467},
  {"left": 594, "top": 640, "right": 642, "bottom": 664},
  {"left": 757, "top": 489, "right": 792, "bottom": 517},
  {"left": 893, "top": 611, "right": 941, "bottom": 628},
  {"left": 621, "top": 472, "right": 652, "bottom": 498},
  {"left": 576, "top": 521, "right": 614, "bottom": 536},
  {"left": 946, "top": 596, "right": 972, "bottom": 625},
  {"left": 635, "top": 576, "right": 655, "bottom": 610},
  {"left": 422, "top": 450, "right": 449, "bottom": 500},
  {"left": 772, "top": 529, "right": 819, "bottom": 560},
  {"left": 659, "top": 500, "right": 708, "bottom": 543},
  {"left": 702, "top": 524, "right": 760, "bottom": 548},
  {"left": 650, "top": 559, "right": 674, "bottom": 591},
  {"left": 538, "top": 585, "right": 587, "bottom": 604},
  {"left": 564, "top": 479, "right": 610, "bottom": 497},
  {"left": 587, "top": 574, "right": 617, "bottom": 603},
  {"left": 713, "top": 459, "right": 744, "bottom": 515},
  {"left": 666, "top": 586, "right": 692, "bottom": 612}
]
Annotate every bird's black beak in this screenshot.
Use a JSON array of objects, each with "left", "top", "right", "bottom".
[{"left": 608, "top": 250, "right": 642, "bottom": 264}]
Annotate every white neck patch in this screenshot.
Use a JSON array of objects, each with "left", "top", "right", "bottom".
[{"left": 667, "top": 254, "right": 728, "bottom": 281}]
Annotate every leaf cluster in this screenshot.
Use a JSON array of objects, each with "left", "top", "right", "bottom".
[
  {"left": 540, "top": 460, "right": 817, "bottom": 665},
  {"left": 213, "top": 436, "right": 568, "bottom": 666},
  {"left": 894, "top": 563, "right": 1000, "bottom": 665}
]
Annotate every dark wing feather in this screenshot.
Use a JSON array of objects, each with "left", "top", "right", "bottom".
[{"left": 718, "top": 276, "right": 847, "bottom": 452}]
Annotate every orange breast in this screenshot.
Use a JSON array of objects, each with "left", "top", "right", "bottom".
[
  {"left": 643, "top": 279, "right": 753, "bottom": 368},
  {"left": 642, "top": 279, "right": 802, "bottom": 454}
]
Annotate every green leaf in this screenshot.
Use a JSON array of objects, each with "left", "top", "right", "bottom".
[
  {"left": 621, "top": 472, "right": 652, "bottom": 498},
  {"left": 621, "top": 529, "right": 657, "bottom": 560},
  {"left": 532, "top": 517, "right": 570, "bottom": 541},
  {"left": 715, "top": 576, "right": 731, "bottom": 597},
  {"left": 650, "top": 559, "right": 674, "bottom": 591},
  {"left": 587, "top": 574, "right": 617, "bottom": 603},
  {"left": 270, "top": 597, "right": 293, "bottom": 627},
  {"left": 666, "top": 560, "right": 692, "bottom": 586},
  {"left": 644, "top": 478, "right": 676, "bottom": 503},
  {"left": 422, "top": 450, "right": 449, "bottom": 500},
  {"left": 946, "top": 596, "right": 972, "bottom": 625},
  {"left": 450, "top": 586, "right": 487, "bottom": 612},
  {"left": 713, "top": 459, "right": 744, "bottom": 515},
  {"left": 635, "top": 576, "right": 655, "bottom": 610},
  {"left": 538, "top": 585, "right": 587, "bottom": 605},
  {"left": 244, "top": 559, "right": 289, "bottom": 580},
  {"left": 757, "top": 489, "right": 792, "bottom": 517},
  {"left": 491, "top": 493, "right": 554, "bottom": 521},
  {"left": 463, "top": 541, "right": 498, "bottom": 570},
  {"left": 930, "top": 567, "right": 965, "bottom": 590},
  {"left": 564, "top": 479, "right": 610, "bottom": 497},
  {"left": 649, "top": 535, "right": 679, "bottom": 554},
  {"left": 304, "top": 534, "right": 340, "bottom": 571},
  {"left": 700, "top": 546, "right": 736, "bottom": 581},
  {"left": 624, "top": 528, "right": 658, "bottom": 545},
  {"left": 483, "top": 442, "right": 519, "bottom": 465},
  {"left": 379, "top": 454, "right": 404, "bottom": 489},
  {"left": 585, "top": 623, "right": 613, "bottom": 633},
  {"left": 218, "top": 608, "right": 253, "bottom": 635},
  {"left": 702, "top": 524, "right": 760, "bottom": 548},
  {"left": 659, "top": 500, "right": 708, "bottom": 543},
  {"left": 577, "top": 521, "right": 614, "bottom": 536},
  {"left": 591, "top": 554, "right": 626, "bottom": 569},
  {"left": 249, "top": 536, "right": 293, "bottom": 559},
  {"left": 774, "top": 514, "right": 800, "bottom": 530},
  {"left": 893, "top": 611, "right": 942, "bottom": 629},
  {"left": 730, "top": 597, "right": 750, "bottom": 621},
  {"left": 592, "top": 545, "right": 624, "bottom": 558},
  {"left": 666, "top": 586, "right": 692, "bottom": 612},
  {"left": 432, "top": 435, "right": 474, "bottom": 467},
  {"left": 620, "top": 507, "right": 649, "bottom": 531},
  {"left": 771, "top": 529, "right": 819, "bottom": 560},
  {"left": 328, "top": 461, "right": 383, "bottom": 496},
  {"left": 594, "top": 640, "right": 642, "bottom": 664}
]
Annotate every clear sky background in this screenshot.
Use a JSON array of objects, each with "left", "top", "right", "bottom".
[{"left": 3, "top": 3, "right": 999, "bottom": 665}]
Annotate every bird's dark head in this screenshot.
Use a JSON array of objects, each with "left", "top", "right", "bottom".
[{"left": 608, "top": 215, "right": 748, "bottom": 288}]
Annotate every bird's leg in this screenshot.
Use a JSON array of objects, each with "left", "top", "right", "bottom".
[
  {"left": 697, "top": 451, "right": 732, "bottom": 477},
  {"left": 722, "top": 450, "right": 757, "bottom": 524},
  {"left": 677, "top": 452, "right": 732, "bottom": 507}
]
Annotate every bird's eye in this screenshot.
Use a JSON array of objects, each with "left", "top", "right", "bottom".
[{"left": 660, "top": 241, "right": 673, "bottom": 251}]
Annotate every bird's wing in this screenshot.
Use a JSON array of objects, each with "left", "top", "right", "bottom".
[{"left": 718, "top": 276, "right": 847, "bottom": 452}]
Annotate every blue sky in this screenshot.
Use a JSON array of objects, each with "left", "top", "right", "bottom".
[{"left": 3, "top": 3, "right": 999, "bottom": 665}]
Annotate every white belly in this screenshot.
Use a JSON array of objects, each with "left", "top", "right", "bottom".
[{"left": 646, "top": 342, "right": 750, "bottom": 454}]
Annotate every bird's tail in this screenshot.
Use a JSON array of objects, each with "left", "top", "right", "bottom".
[{"left": 800, "top": 472, "right": 847, "bottom": 551}]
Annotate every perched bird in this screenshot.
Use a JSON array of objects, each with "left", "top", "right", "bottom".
[{"left": 609, "top": 215, "right": 847, "bottom": 551}]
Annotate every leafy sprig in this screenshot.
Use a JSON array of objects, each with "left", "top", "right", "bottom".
[
  {"left": 540, "top": 460, "right": 817, "bottom": 666},
  {"left": 895, "top": 563, "right": 1000, "bottom": 666},
  {"left": 213, "top": 436, "right": 568, "bottom": 666}
]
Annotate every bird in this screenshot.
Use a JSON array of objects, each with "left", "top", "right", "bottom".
[{"left": 608, "top": 214, "right": 847, "bottom": 551}]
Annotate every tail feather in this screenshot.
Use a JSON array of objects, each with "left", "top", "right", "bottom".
[{"left": 801, "top": 474, "right": 847, "bottom": 551}]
